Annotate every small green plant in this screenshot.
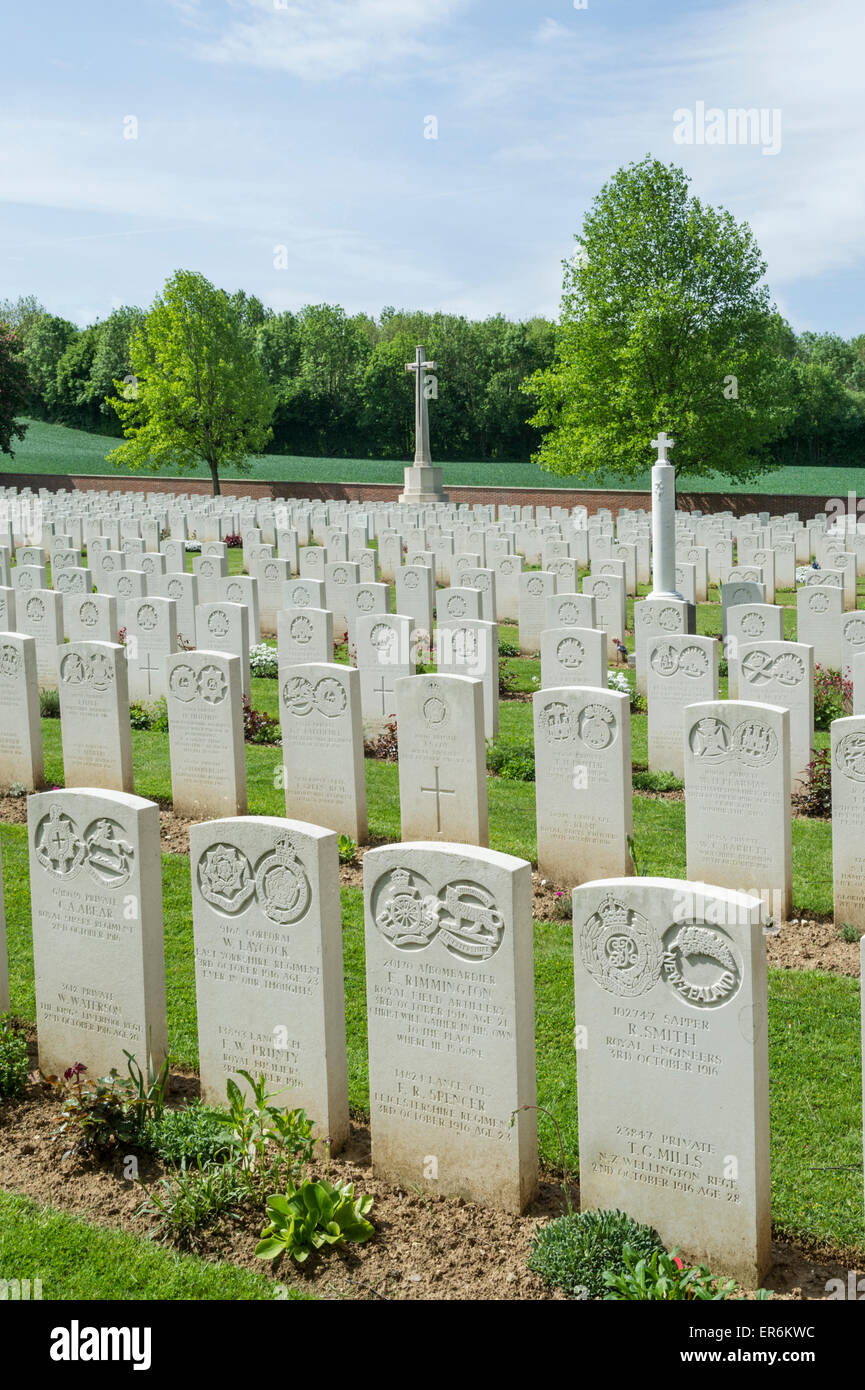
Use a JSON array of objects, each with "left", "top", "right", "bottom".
[
  {"left": 7, "top": 782, "right": 26, "bottom": 798},
  {"left": 0, "top": 1014, "right": 30, "bottom": 1099},
  {"left": 137, "top": 1157, "right": 246, "bottom": 1247},
  {"left": 145, "top": 1101, "right": 233, "bottom": 1165},
  {"left": 256, "top": 1179, "right": 374, "bottom": 1264},
  {"left": 603, "top": 1245, "right": 741, "bottom": 1301},
  {"left": 813, "top": 665, "right": 852, "bottom": 730},
  {"left": 498, "top": 665, "right": 520, "bottom": 696},
  {"left": 626, "top": 833, "right": 645, "bottom": 876},
  {"left": 242, "top": 697, "right": 281, "bottom": 746},
  {"left": 487, "top": 737, "right": 535, "bottom": 782},
  {"left": 46, "top": 1063, "right": 145, "bottom": 1157},
  {"left": 838, "top": 923, "right": 860, "bottom": 944},
  {"left": 632, "top": 769, "right": 684, "bottom": 793},
  {"left": 128, "top": 697, "right": 168, "bottom": 732},
  {"left": 225, "top": 1073, "right": 316, "bottom": 1198},
  {"left": 337, "top": 834, "right": 358, "bottom": 866},
  {"left": 39, "top": 688, "right": 61, "bottom": 718},
  {"left": 529, "top": 1208, "right": 664, "bottom": 1300},
  {"left": 498, "top": 638, "right": 520, "bottom": 658},
  {"left": 718, "top": 656, "right": 729, "bottom": 679}
]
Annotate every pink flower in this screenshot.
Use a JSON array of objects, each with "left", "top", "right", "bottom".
[{"left": 672, "top": 1255, "right": 684, "bottom": 1270}]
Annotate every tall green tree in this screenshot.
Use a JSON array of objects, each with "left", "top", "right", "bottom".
[
  {"left": 107, "top": 270, "right": 274, "bottom": 496},
  {"left": 0, "top": 322, "right": 30, "bottom": 456},
  {"left": 525, "top": 157, "right": 792, "bottom": 483},
  {"left": 22, "top": 313, "right": 78, "bottom": 415}
]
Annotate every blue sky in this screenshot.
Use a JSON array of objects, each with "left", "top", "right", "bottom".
[{"left": 2, "top": 0, "right": 863, "bottom": 335}]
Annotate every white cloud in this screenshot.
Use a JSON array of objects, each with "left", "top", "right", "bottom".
[{"left": 187, "top": 0, "right": 466, "bottom": 80}]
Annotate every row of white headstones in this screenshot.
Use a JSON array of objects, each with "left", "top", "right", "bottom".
[{"left": 4, "top": 782, "right": 820, "bottom": 1287}]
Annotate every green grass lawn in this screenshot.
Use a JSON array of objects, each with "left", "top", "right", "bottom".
[
  {"left": 7, "top": 418, "right": 865, "bottom": 495},
  {"left": 1, "top": 823, "right": 860, "bottom": 1261},
  {"left": 0, "top": 1190, "right": 309, "bottom": 1300}
]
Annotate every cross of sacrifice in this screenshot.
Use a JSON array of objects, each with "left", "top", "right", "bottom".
[
  {"left": 420, "top": 764, "right": 456, "bottom": 832},
  {"left": 405, "top": 345, "right": 437, "bottom": 466},
  {"left": 651, "top": 431, "right": 675, "bottom": 463}
]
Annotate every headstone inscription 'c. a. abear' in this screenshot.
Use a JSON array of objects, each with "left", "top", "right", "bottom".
[
  {"left": 364, "top": 841, "right": 538, "bottom": 1213},
  {"left": 190, "top": 816, "right": 349, "bottom": 1150},
  {"left": 28, "top": 788, "right": 167, "bottom": 1077},
  {"left": 572, "top": 875, "right": 770, "bottom": 1285}
]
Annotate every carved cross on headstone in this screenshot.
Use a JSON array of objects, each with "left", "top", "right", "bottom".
[
  {"left": 405, "top": 345, "right": 437, "bottom": 466},
  {"left": 420, "top": 764, "right": 456, "bottom": 832}
]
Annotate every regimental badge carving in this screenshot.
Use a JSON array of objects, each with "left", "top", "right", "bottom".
[
  {"left": 79, "top": 600, "right": 100, "bottom": 628},
  {"left": 403, "top": 571, "right": 420, "bottom": 590},
  {"left": 207, "top": 609, "right": 230, "bottom": 638},
  {"left": 197, "top": 843, "right": 258, "bottom": 914},
  {"left": 581, "top": 895, "right": 662, "bottom": 997},
  {"left": 740, "top": 613, "right": 765, "bottom": 637},
  {"left": 689, "top": 716, "right": 731, "bottom": 762},
  {"left": 101, "top": 555, "right": 117, "bottom": 573},
  {"left": 198, "top": 559, "right": 215, "bottom": 578},
  {"left": 226, "top": 582, "right": 243, "bottom": 601},
  {"left": 373, "top": 867, "right": 441, "bottom": 950},
  {"left": 731, "top": 718, "right": 778, "bottom": 766},
  {"left": 740, "top": 650, "right": 773, "bottom": 686},
  {"left": 0, "top": 643, "right": 22, "bottom": 678},
  {"left": 473, "top": 573, "right": 490, "bottom": 592},
  {"left": 437, "top": 881, "right": 504, "bottom": 960},
  {"left": 290, "top": 586, "right": 312, "bottom": 607},
  {"left": 577, "top": 702, "right": 617, "bottom": 750},
  {"left": 169, "top": 664, "right": 198, "bottom": 702},
  {"left": 650, "top": 642, "right": 680, "bottom": 677},
  {"left": 446, "top": 595, "right": 466, "bottom": 616},
  {"left": 658, "top": 606, "right": 681, "bottom": 631},
  {"left": 369, "top": 622, "right": 395, "bottom": 654},
  {"left": 84, "top": 818, "right": 134, "bottom": 887},
  {"left": 539, "top": 700, "right": 572, "bottom": 743},
  {"left": 842, "top": 617, "right": 865, "bottom": 647},
  {"left": 34, "top": 804, "right": 87, "bottom": 878},
  {"left": 314, "top": 676, "right": 346, "bottom": 717},
  {"left": 835, "top": 732, "right": 865, "bottom": 782},
  {"left": 591, "top": 579, "right": 610, "bottom": 600},
  {"left": 556, "top": 636, "right": 584, "bottom": 669},
  {"left": 17, "top": 570, "right": 35, "bottom": 589},
  {"left": 167, "top": 580, "right": 184, "bottom": 599},
  {"left": 499, "top": 559, "right": 514, "bottom": 574},
  {"left": 289, "top": 615, "right": 314, "bottom": 644},
  {"left": 198, "top": 664, "right": 228, "bottom": 704},
  {"left": 60, "top": 652, "right": 88, "bottom": 685},
  {"left": 730, "top": 586, "right": 752, "bottom": 605},
  {"left": 25, "top": 596, "right": 45, "bottom": 622},
  {"left": 282, "top": 675, "right": 316, "bottom": 716},
  {"left": 662, "top": 921, "right": 742, "bottom": 1009},
  {"left": 263, "top": 563, "right": 279, "bottom": 582},
  {"left": 526, "top": 577, "right": 545, "bottom": 597},
  {"left": 331, "top": 566, "right": 349, "bottom": 584},
  {"left": 558, "top": 600, "right": 581, "bottom": 625},
  {"left": 117, "top": 576, "right": 133, "bottom": 597},
  {"left": 254, "top": 835, "right": 311, "bottom": 924},
  {"left": 356, "top": 589, "right": 375, "bottom": 611},
  {"left": 422, "top": 682, "right": 448, "bottom": 727},
  {"left": 772, "top": 653, "right": 806, "bottom": 686},
  {"left": 808, "top": 591, "right": 830, "bottom": 613}
]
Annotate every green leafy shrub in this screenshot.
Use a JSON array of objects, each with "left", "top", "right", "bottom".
[
  {"left": 129, "top": 697, "right": 168, "bottom": 732},
  {"left": 224, "top": 1073, "right": 316, "bottom": 1199},
  {"left": 791, "top": 748, "right": 832, "bottom": 818},
  {"left": 145, "top": 1101, "right": 232, "bottom": 1166},
  {"left": 39, "top": 688, "right": 61, "bottom": 718},
  {"left": 256, "top": 1179, "right": 374, "bottom": 1264},
  {"left": 487, "top": 738, "right": 535, "bottom": 782},
  {"left": 0, "top": 1014, "right": 30, "bottom": 1099},
  {"left": 45, "top": 1051, "right": 169, "bottom": 1157},
  {"left": 838, "top": 923, "right": 860, "bottom": 944},
  {"left": 814, "top": 665, "right": 852, "bottom": 730},
  {"left": 242, "top": 697, "right": 281, "bottom": 746},
  {"left": 498, "top": 638, "right": 520, "bottom": 658},
  {"left": 528, "top": 1208, "right": 664, "bottom": 1300},
  {"left": 632, "top": 769, "right": 684, "bottom": 793},
  {"left": 603, "top": 1245, "right": 743, "bottom": 1301}
]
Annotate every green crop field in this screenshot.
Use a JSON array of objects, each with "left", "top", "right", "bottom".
[{"left": 5, "top": 418, "right": 865, "bottom": 496}]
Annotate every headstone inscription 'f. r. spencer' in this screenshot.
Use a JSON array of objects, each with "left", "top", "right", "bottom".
[
  {"left": 684, "top": 700, "right": 792, "bottom": 920},
  {"left": 28, "top": 788, "right": 167, "bottom": 1077},
  {"left": 571, "top": 876, "right": 770, "bottom": 1285},
  {"left": 190, "top": 816, "right": 349, "bottom": 1151},
  {"left": 363, "top": 841, "right": 537, "bottom": 1212}
]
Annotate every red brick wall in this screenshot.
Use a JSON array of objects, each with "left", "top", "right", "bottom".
[{"left": 0, "top": 471, "right": 835, "bottom": 520}]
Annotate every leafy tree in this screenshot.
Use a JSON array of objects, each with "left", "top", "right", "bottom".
[
  {"left": 87, "top": 306, "right": 145, "bottom": 425},
  {"left": 55, "top": 325, "right": 102, "bottom": 428},
  {"left": 0, "top": 322, "right": 30, "bottom": 456},
  {"left": 524, "top": 157, "right": 793, "bottom": 483},
  {"left": 22, "top": 313, "right": 78, "bottom": 415},
  {"left": 107, "top": 270, "right": 274, "bottom": 496}
]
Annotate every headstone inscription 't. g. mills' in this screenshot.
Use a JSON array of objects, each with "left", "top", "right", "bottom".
[
  {"left": 572, "top": 875, "right": 770, "bottom": 1285},
  {"left": 363, "top": 841, "right": 538, "bottom": 1213}
]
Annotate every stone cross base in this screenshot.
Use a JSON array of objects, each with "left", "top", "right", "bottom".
[{"left": 398, "top": 465, "right": 448, "bottom": 504}]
